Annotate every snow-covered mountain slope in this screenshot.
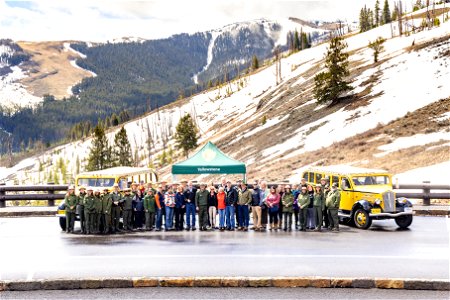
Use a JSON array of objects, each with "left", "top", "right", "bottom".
[
  {"left": 0, "top": 41, "right": 41, "bottom": 110},
  {"left": 0, "top": 40, "right": 94, "bottom": 112},
  {"left": 1, "top": 20, "right": 449, "bottom": 185},
  {"left": 193, "top": 18, "right": 329, "bottom": 83}
]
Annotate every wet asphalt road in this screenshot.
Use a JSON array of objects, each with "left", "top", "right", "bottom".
[
  {"left": 1, "top": 287, "right": 449, "bottom": 300},
  {"left": 0, "top": 216, "right": 448, "bottom": 281}
]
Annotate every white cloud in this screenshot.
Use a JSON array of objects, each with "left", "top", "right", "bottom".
[{"left": 0, "top": 0, "right": 395, "bottom": 42}]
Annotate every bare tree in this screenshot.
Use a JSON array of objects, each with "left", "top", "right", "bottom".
[
  {"left": 398, "top": 1, "right": 403, "bottom": 35},
  {"left": 274, "top": 46, "right": 282, "bottom": 85}
]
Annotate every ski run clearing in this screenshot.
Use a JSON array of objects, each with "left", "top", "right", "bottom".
[{"left": 1, "top": 15, "right": 450, "bottom": 186}]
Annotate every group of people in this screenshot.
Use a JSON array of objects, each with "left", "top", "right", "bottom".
[{"left": 63, "top": 176, "right": 341, "bottom": 234}]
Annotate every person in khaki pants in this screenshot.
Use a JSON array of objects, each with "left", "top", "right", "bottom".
[{"left": 251, "top": 181, "right": 262, "bottom": 231}]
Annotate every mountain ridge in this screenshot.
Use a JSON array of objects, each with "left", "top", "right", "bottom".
[{"left": 1, "top": 19, "right": 449, "bottom": 184}]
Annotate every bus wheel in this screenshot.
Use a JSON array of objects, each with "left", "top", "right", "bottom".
[
  {"left": 353, "top": 209, "right": 372, "bottom": 229},
  {"left": 395, "top": 215, "right": 413, "bottom": 229}
]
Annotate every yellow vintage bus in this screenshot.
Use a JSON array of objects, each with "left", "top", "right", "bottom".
[
  {"left": 74, "top": 166, "right": 158, "bottom": 192},
  {"left": 57, "top": 167, "right": 158, "bottom": 231},
  {"left": 302, "top": 165, "right": 413, "bottom": 230}
]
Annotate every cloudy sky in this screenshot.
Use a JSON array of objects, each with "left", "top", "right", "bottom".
[{"left": 1, "top": 0, "right": 388, "bottom": 42}]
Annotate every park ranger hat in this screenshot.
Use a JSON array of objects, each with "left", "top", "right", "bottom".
[
  {"left": 87, "top": 187, "right": 94, "bottom": 191},
  {"left": 79, "top": 186, "right": 86, "bottom": 190},
  {"left": 124, "top": 188, "right": 131, "bottom": 192},
  {"left": 113, "top": 183, "right": 119, "bottom": 187},
  {"left": 68, "top": 185, "right": 75, "bottom": 190}
]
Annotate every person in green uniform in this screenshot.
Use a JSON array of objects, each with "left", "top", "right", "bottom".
[
  {"left": 282, "top": 185, "right": 294, "bottom": 231},
  {"left": 77, "top": 186, "right": 87, "bottom": 234},
  {"left": 94, "top": 189, "right": 103, "bottom": 234},
  {"left": 64, "top": 185, "right": 78, "bottom": 233},
  {"left": 144, "top": 189, "right": 157, "bottom": 230},
  {"left": 195, "top": 183, "right": 209, "bottom": 231},
  {"left": 297, "top": 186, "right": 309, "bottom": 231},
  {"left": 84, "top": 187, "right": 96, "bottom": 234},
  {"left": 320, "top": 177, "right": 330, "bottom": 229},
  {"left": 326, "top": 183, "right": 341, "bottom": 231},
  {"left": 102, "top": 188, "right": 113, "bottom": 234},
  {"left": 110, "top": 183, "right": 122, "bottom": 233},
  {"left": 313, "top": 184, "right": 325, "bottom": 232},
  {"left": 122, "top": 188, "right": 134, "bottom": 231}
]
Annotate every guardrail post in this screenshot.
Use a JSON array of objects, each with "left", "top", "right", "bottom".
[
  {"left": 423, "top": 181, "right": 430, "bottom": 206},
  {"left": 47, "top": 182, "right": 55, "bottom": 207},
  {"left": 0, "top": 183, "right": 5, "bottom": 208}
]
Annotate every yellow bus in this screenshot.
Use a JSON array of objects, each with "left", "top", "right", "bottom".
[
  {"left": 302, "top": 165, "right": 413, "bottom": 230},
  {"left": 57, "top": 167, "right": 158, "bottom": 231},
  {"left": 75, "top": 166, "right": 158, "bottom": 192}
]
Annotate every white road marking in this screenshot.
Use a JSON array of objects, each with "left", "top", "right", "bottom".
[{"left": 56, "top": 254, "right": 448, "bottom": 260}]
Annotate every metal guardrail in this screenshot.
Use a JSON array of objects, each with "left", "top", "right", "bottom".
[
  {"left": 0, "top": 181, "right": 448, "bottom": 208},
  {"left": 393, "top": 181, "right": 450, "bottom": 206},
  {"left": 0, "top": 183, "right": 68, "bottom": 208}
]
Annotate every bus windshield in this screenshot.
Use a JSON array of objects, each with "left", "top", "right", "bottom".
[
  {"left": 77, "top": 178, "right": 115, "bottom": 188},
  {"left": 352, "top": 175, "right": 390, "bottom": 186}
]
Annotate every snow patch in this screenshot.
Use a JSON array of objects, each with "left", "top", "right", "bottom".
[
  {"left": 63, "top": 42, "right": 86, "bottom": 58},
  {"left": 394, "top": 161, "right": 450, "bottom": 185},
  {"left": 374, "top": 132, "right": 450, "bottom": 157},
  {"left": 0, "top": 66, "right": 42, "bottom": 111}
]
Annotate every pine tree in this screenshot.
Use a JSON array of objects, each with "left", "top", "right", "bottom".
[
  {"left": 111, "top": 113, "right": 119, "bottom": 126},
  {"left": 174, "top": 114, "right": 199, "bottom": 158},
  {"left": 368, "top": 37, "right": 386, "bottom": 63},
  {"left": 294, "top": 29, "right": 300, "bottom": 51},
  {"left": 112, "top": 126, "right": 133, "bottom": 166},
  {"left": 86, "top": 124, "right": 111, "bottom": 171},
  {"left": 251, "top": 55, "right": 259, "bottom": 70},
  {"left": 313, "top": 36, "right": 353, "bottom": 105},
  {"left": 383, "top": 0, "right": 392, "bottom": 24},
  {"left": 375, "top": 0, "right": 381, "bottom": 26}
]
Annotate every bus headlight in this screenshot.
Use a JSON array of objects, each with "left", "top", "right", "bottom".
[
  {"left": 375, "top": 199, "right": 381, "bottom": 205},
  {"left": 397, "top": 198, "right": 407, "bottom": 204}
]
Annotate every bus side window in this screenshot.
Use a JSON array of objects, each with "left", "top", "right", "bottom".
[
  {"left": 119, "top": 178, "right": 127, "bottom": 190},
  {"left": 302, "top": 172, "right": 308, "bottom": 181},
  {"left": 341, "top": 177, "right": 352, "bottom": 190},
  {"left": 332, "top": 176, "right": 339, "bottom": 187},
  {"left": 308, "top": 172, "right": 315, "bottom": 183},
  {"left": 315, "top": 173, "right": 323, "bottom": 183}
]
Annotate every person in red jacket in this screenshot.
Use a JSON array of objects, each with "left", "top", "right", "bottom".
[{"left": 217, "top": 187, "right": 226, "bottom": 231}]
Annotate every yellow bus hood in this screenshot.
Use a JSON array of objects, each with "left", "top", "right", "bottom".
[{"left": 353, "top": 185, "right": 393, "bottom": 194}]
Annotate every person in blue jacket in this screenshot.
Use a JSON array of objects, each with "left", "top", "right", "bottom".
[{"left": 174, "top": 186, "right": 186, "bottom": 231}]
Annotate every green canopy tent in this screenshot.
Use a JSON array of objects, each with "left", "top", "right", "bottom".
[{"left": 171, "top": 141, "right": 246, "bottom": 180}]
